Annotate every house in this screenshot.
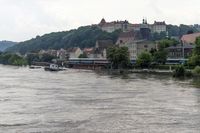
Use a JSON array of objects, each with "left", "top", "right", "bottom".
[
  {"left": 94, "top": 40, "right": 114, "bottom": 58},
  {"left": 39, "top": 49, "right": 57, "bottom": 57},
  {"left": 181, "top": 32, "right": 200, "bottom": 45},
  {"left": 67, "top": 47, "right": 82, "bottom": 58},
  {"left": 57, "top": 48, "right": 68, "bottom": 60},
  {"left": 116, "top": 31, "right": 156, "bottom": 58},
  {"left": 166, "top": 44, "right": 194, "bottom": 59},
  {"left": 83, "top": 48, "right": 95, "bottom": 58}
]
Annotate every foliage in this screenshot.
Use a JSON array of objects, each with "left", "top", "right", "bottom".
[
  {"left": 0, "top": 53, "right": 27, "bottom": 66},
  {"left": 136, "top": 52, "right": 152, "bottom": 68},
  {"left": 6, "top": 26, "right": 122, "bottom": 54},
  {"left": 151, "top": 32, "right": 167, "bottom": 41},
  {"left": 192, "top": 66, "right": 200, "bottom": 75},
  {"left": 26, "top": 53, "right": 40, "bottom": 65},
  {"left": 189, "top": 37, "right": 200, "bottom": 66},
  {"left": 26, "top": 53, "right": 55, "bottom": 65},
  {"left": 79, "top": 53, "right": 88, "bottom": 58},
  {"left": 167, "top": 24, "right": 199, "bottom": 37},
  {"left": 0, "top": 41, "right": 17, "bottom": 52},
  {"left": 157, "top": 38, "right": 179, "bottom": 50},
  {"left": 150, "top": 38, "right": 176, "bottom": 65},
  {"left": 152, "top": 50, "right": 168, "bottom": 64},
  {"left": 107, "top": 46, "right": 130, "bottom": 69},
  {"left": 173, "top": 65, "right": 185, "bottom": 77}
]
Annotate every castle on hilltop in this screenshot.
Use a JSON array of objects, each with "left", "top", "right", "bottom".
[{"left": 98, "top": 18, "right": 167, "bottom": 34}]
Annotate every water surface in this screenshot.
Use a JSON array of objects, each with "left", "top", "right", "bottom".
[{"left": 0, "top": 65, "right": 199, "bottom": 133}]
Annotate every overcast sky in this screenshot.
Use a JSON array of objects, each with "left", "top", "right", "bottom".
[{"left": 0, "top": 0, "right": 200, "bottom": 42}]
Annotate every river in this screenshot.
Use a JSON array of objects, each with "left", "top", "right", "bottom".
[{"left": 0, "top": 65, "right": 199, "bottom": 133}]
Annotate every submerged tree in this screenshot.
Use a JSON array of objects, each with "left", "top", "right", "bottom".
[
  {"left": 136, "top": 52, "right": 152, "bottom": 68},
  {"left": 107, "top": 46, "right": 130, "bottom": 69}
]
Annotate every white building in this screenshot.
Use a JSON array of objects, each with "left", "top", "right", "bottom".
[
  {"left": 151, "top": 21, "right": 167, "bottom": 33},
  {"left": 67, "top": 47, "right": 83, "bottom": 58},
  {"left": 116, "top": 31, "right": 156, "bottom": 58}
]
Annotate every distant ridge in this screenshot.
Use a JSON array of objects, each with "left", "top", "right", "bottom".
[{"left": 0, "top": 41, "right": 17, "bottom": 52}]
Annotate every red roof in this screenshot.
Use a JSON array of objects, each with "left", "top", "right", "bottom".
[{"left": 181, "top": 32, "right": 200, "bottom": 44}]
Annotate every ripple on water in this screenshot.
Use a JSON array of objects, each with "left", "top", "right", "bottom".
[{"left": 0, "top": 66, "right": 200, "bottom": 133}]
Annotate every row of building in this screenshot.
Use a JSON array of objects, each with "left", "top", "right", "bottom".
[
  {"left": 36, "top": 17, "right": 200, "bottom": 61},
  {"left": 37, "top": 32, "right": 200, "bottom": 61},
  {"left": 97, "top": 18, "right": 167, "bottom": 34}
]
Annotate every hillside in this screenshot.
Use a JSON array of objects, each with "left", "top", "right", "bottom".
[
  {"left": 6, "top": 26, "right": 121, "bottom": 54},
  {"left": 6, "top": 24, "right": 199, "bottom": 54},
  {"left": 0, "top": 41, "right": 17, "bottom": 52}
]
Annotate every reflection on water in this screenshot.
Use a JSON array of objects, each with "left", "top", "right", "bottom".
[
  {"left": 0, "top": 65, "right": 200, "bottom": 133},
  {"left": 192, "top": 77, "right": 200, "bottom": 88}
]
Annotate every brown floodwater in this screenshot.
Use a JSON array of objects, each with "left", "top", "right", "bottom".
[{"left": 0, "top": 65, "right": 199, "bottom": 133}]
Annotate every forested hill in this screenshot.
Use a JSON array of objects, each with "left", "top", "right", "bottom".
[
  {"left": 5, "top": 24, "right": 199, "bottom": 54},
  {"left": 6, "top": 26, "right": 121, "bottom": 54},
  {"left": 0, "top": 41, "right": 17, "bottom": 52}
]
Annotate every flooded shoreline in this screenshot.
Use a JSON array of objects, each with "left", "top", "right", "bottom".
[{"left": 0, "top": 65, "right": 200, "bottom": 133}]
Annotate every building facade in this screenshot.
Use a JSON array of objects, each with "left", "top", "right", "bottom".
[
  {"left": 166, "top": 44, "right": 194, "bottom": 58},
  {"left": 67, "top": 47, "right": 83, "bottom": 58},
  {"left": 151, "top": 21, "right": 167, "bottom": 33},
  {"left": 98, "top": 18, "right": 167, "bottom": 34}
]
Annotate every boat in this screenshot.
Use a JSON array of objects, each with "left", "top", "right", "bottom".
[
  {"left": 44, "top": 64, "right": 63, "bottom": 71},
  {"left": 29, "top": 65, "right": 42, "bottom": 69}
]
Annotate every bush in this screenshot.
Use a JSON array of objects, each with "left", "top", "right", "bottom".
[
  {"left": 192, "top": 66, "right": 200, "bottom": 75},
  {"left": 173, "top": 65, "right": 185, "bottom": 77},
  {"left": 136, "top": 52, "right": 152, "bottom": 68}
]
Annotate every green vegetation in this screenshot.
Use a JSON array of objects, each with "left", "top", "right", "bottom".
[
  {"left": 136, "top": 52, "right": 152, "bottom": 68},
  {"left": 79, "top": 53, "right": 88, "bottom": 58},
  {"left": 149, "top": 38, "right": 177, "bottom": 65},
  {"left": 26, "top": 53, "right": 55, "bottom": 65},
  {"left": 0, "top": 53, "right": 27, "bottom": 66},
  {"left": 6, "top": 26, "right": 122, "bottom": 54},
  {"left": 107, "top": 46, "right": 130, "bottom": 69},
  {"left": 152, "top": 31, "right": 167, "bottom": 41},
  {"left": 167, "top": 24, "right": 199, "bottom": 37},
  {"left": 157, "top": 38, "right": 179, "bottom": 50},
  {"left": 0, "top": 41, "right": 17, "bottom": 52},
  {"left": 189, "top": 37, "right": 200, "bottom": 66},
  {"left": 173, "top": 65, "right": 186, "bottom": 77},
  {"left": 192, "top": 66, "right": 200, "bottom": 75}
]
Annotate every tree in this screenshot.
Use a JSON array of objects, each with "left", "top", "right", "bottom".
[
  {"left": 153, "top": 50, "right": 168, "bottom": 64},
  {"left": 40, "top": 54, "right": 55, "bottom": 62},
  {"left": 173, "top": 65, "right": 185, "bottom": 77},
  {"left": 158, "top": 38, "right": 179, "bottom": 50},
  {"left": 79, "top": 53, "right": 88, "bottom": 58},
  {"left": 107, "top": 46, "right": 130, "bottom": 69},
  {"left": 26, "top": 53, "right": 40, "bottom": 65},
  {"left": 189, "top": 37, "right": 200, "bottom": 66},
  {"left": 136, "top": 52, "right": 152, "bottom": 68},
  {"left": 0, "top": 53, "right": 27, "bottom": 66},
  {"left": 6, "top": 26, "right": 122, "bottom": 54}
]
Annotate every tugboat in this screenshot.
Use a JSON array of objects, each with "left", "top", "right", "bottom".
[{"left": 44, "top": 64, "right": 61, "bottom": 71}]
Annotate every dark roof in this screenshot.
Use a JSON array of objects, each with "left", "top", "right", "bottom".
[
  {"left": 99, "top": 18, "right": 106, "bottom": 25},
  {"left": 154, "top": 21, "right": 166, "bottom": 25},
  {"left": 96, "top": 40, "right": 114, "bottom": 49},
  {"left": 99, "top": 19, "right": 129, "bottom": 27}
]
